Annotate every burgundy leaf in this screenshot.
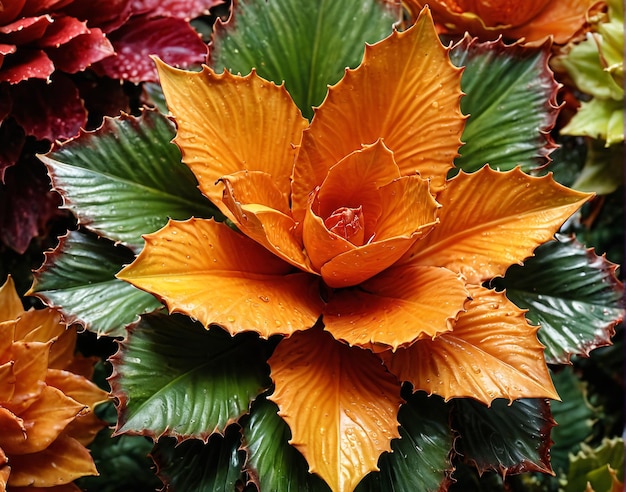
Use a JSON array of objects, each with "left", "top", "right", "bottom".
[
  {"left": 0, "top": 0, "right": 26, "bottom": 25},
  {"left": 0, "top": 48, "right": 54, "bottom": 83},
  {"left": 95, "top": 15, "right": 206, "bottom": 82},
  {"left": 37, "top": 15, "right": 89, "bottom": 47},
  {"left": 47, "top": 28, "right": 114, "bottom": 73},
  {"left": 11, "top": 74, "right": 86, "bottom": 140},
  {"left": 63, "top": 0, "right": 133, "bottom": 33},
  {"left": 131, "top": 0, "right": 221, "bottom": 20},
  {"left": 0, "top": 15, "right": 52, "bottom": 44},
  {"left": 0, "top": 156, "right": 62, "bottom": 254},
  {"left": 20, "top": 0, "right": 75, "bottom": 17},
  {"left": 0, "top": 119, "right": 26, "bottom": 182}
]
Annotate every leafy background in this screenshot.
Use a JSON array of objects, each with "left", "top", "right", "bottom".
[{"left": 1, "top": 0, "right": 623, "bottom": 491}]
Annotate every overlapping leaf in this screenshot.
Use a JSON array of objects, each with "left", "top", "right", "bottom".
[
  {"left": 39, "top": 109, "right": 217, "bottom": 253},
  {"left": 453, "top": 398, "right": 556, "bottom": 475},
  {"left": 355, "top": 391, "right": 453, "bottom": 492},
  {"left": 450, "top": 37, "right": 559, "bottom": 173},
  {"left": 110, "top": 312, "right": 270, "bottom": 440},
  {"left": 242, "top": 398, "right": 331, "bottom": 492},
  {"left": 564, "top": 437, "right": 625, "bottom": 492},
  {"left": 269, "top": 328, "right": 402, "bottom": 492},
  {"left": 28, "top": 229, "right": 162, "bottom": 338},
  {"left": 210, "top": 0, "right": 401, "bottom": 119},
  {"left": 495, "top": 234, "right": 624, "bottom": 364},
  {"left": 152, "top": 430, "right": 246, "bottom": 491}
]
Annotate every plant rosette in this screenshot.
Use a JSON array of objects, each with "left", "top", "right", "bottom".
[{"left": 114, "top": 8, "right": 593, "bottom": 492}]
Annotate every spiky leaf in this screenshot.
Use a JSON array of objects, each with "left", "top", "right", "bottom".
[
  {"left": 210, "top": 0, "right": 401, "bottom": 119},
  {"left": 453, "top": 398, "right": 555, "bottom": 475},
  {"left": 450, "top": 37, "right": 559, "bottom": 173},
  {"left": 355, "top": 391, "right": 453, "bottom": 492},
  {"left": 110, "top": 312, "right": 270, "bottom": 440},
  {"left": 495, "top": 234, "right": 624, "bottom": 364},
  {"left": 39, "top": 109, "right": 217, "bottom": 253},
  {"left": 29, "top": 229, "right": 162, "bottom": 338},
  {"left": 242, "top": 398, "right": 331, "bottom": 492},
  {"left": 152, "top": 429, "right": 246, "bottom": 492},
  {"left": 564, "top": 437, "right": 625, "bottom": 492}
]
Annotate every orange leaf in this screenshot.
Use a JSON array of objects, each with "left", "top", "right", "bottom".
[
  {"left": 0, "top": 360, "right": 16, "bottom": 402},
  {"left": 6, "top": 341, "right": 50, "bottom": 412},
  {"left": 381, "top": 286, "right": 559, "bottom": 404},
  {"left": 118, "top": 218, "right": 323, "bottom": 338},
  {"left": 155, "top": 59, "right": 307, "bottom": 216},
  {"left": 220, "top": 172, "right": 314, "bottom": 272},
  {"left": 405, "top": 167, "right": 592, "bottom": 284},
  {"left": 46, "top": 370, "right": 108, "bottom": 445},
  {"left": 0, "top": 386, "right": 85, "bottom": 455},
  {"left": 269, "top": 328, "right": 402, "bottom": 492},
  {"left": 0, "top": 447, "right": 9, "bottom": 490},
  {"left": 15, "top": 310, "right": 76, "bottom": 370},
  {"left": 292, "top": 8, "right": 465, "bottom": 220},
  {"left": 0, "top": 277, "right": 24, "bottom": 322},
  {"left": 0, "top": 320, "right": 16, "bottom": 363},
  {"left": 324, "top": 265, "right": 469, "bottom": 350},
  {"left": 7, "top": 434, "right": 98, "bottom": 487}
]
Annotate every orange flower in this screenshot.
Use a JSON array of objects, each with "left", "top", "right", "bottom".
[
  {"left": 119, "top": 8, "right": 591, "bottom": 492},
  {"left": 0, "top": 277, "right": 108, "bottom": 491},
  {"left": 404, "top": 0, "right": 602, "bottom": 44}
]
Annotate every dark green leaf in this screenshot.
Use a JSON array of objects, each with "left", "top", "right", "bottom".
[
  {"left": 152, "top": 429, "right": 246, "bottom": 492},
  {"left": 494, "top": 234, "right": 624, "bottom": 364},
  {"left": 29, "top": 229, "right": 162, "bottom": 338},
  {"left": 549, "top": 367, "right": 597, "bottom": 473},
  {"left": 356, "top": 390, "right": 453, "bottom": 492},
  {"left": 241, "top": 397, "right": 332, "bottom": 491},
  {"left": 111, "top": 312, "right": 271, "bottom": 439},
  {"left": 453, "top": 398, "right": 555, "bottom": 475},
  {"left": 210, "top": 0, "right": 400, "bottom": 119},
  {"left": 39, "top": 109, "right": 218, "bottom": 253},
  {"left": 450, "top": 38, "right": 559, "bottom": 173}
]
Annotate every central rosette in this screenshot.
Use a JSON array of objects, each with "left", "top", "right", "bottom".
[{"left": 301, "top": 140, "right": 440, "bottom": 288}]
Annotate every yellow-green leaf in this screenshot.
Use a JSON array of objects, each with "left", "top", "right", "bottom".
[{"left": 269, "top": 328, "right": 402, "bottom": 492}]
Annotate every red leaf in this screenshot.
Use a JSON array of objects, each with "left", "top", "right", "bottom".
[
  {"left": 96, "top": 15, "right": 207, "bottom": 82},
  {"left": 0, "top": 48, "right": 54, "bottom": 83},
  {"left": 37, "top": 16, "right": 90, "bottom": 48},
  {"left": 47, "top": 28, "right": 114, "bottom": 73},
  {"left": 11, "top": 74, "right": 86, "bottom": 140},
  {"left": 62, "top": 0, "right": 133, "bottom": 33},
  {"left": 131, "top": 0, "right": 221, "bottom": 19},
  {"left": 0, "top": 16, "right": 52, "bottom": 45}
]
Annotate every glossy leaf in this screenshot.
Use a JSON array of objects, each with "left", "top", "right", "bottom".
[
  {"left": 152, "top": 429, "right": 246, "bottom": 492},
  {"left": 28, "top": 229, "right": 162, "bottom": 338},
  {"left": 406, "top": 166, "right": 592, "bottom": 284},
  {"left": 210, "top": 0, "right": 401, "bottom": 119},
  {"left": 564, "top": 437, "right": 625, "bottom": 492},
  {"left": 39, "top": 109, "right": 217, "bottom": 253},
  {"left": 382, "top": 287, "right": 558, "bottom": 404},
  {"left": 110, "top": 312, "right": 270, "bottom": 440},
  {"left": 495, "top": 234, "right": 624, "bottom": 364},
  {"left": 242, "top": 398, "right": 331, "bottom": 492},
  {"left": 453, "top": 398, "right": 555, "bottom": 475},
  {"left": 118, "top": 218, "right": 323, "bottom": 338},
  {"left": 549, "top": 367, "right": 597, "bottom": 473},
  {"left": 355, "top": 391, "right": 453, "bottom": 492},
  {"left": 269, "top": 328, "right": 402, "bottom": 492},
  {"left": 450, "top": 37, "right": 559, "bottom": 173}
]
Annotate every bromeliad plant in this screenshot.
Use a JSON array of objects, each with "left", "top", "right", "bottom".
[{"left": 28, "top": 1, "right": 623, "bottom": 491}]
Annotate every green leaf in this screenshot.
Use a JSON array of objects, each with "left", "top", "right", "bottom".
[
  {"left": 494, "top": 234, "right": 624, "bottom": 365},
  {"left": 355, "top": 390, "right": 453, "bottom": 492},
  {"left": 39, "top": 109, "right": 218, "bottom": 253},
  {"left": 564, "top": 437, "right": 625, "bottom": 492},
  {"left": 210, "top": 0, "right": 400, "bottom": 119},
  {"left": 453, "top": 398, "right": 555, "bottom": 475},
  {"left": 241, "top": 397, "right": 332, "bottom": 492},
  {"left": 29, "top": 229, "right": 162, "bottom": 338},
  {"left": 152, "top": 430, "right": 247, "bottom": 492},
  {"left": 111, "top": 312, "right": 271, "bottom": 439},
  {"left": 450, "top": 38, "right": 559, "bottom": 173},
  {"left": 572, "top": 140, "right": 624, "bottom": 195},
  {"left": 549, "top": 367, "right": 597, "bottom": 473},
  {"left": 561, "top": 97, "right": 624, "bottom": 146}
]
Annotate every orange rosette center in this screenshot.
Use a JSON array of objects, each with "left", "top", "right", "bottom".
[{"left": 302, "top": 140, "right": 439, "bottom": 288}]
